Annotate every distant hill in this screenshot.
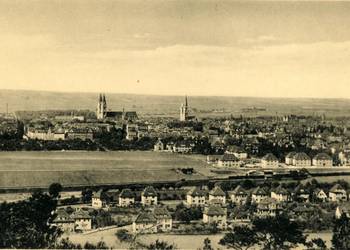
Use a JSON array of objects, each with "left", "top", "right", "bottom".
[{"left": 1, "top": 89, "right": 350, "bottom": 117}]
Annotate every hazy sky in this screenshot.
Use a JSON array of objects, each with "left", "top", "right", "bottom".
[{"left": 1, "top": 0, "right": 350, "bottom": 98}]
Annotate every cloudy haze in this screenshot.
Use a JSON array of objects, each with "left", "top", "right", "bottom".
[{"left": 1, "top": 0, "right": 350, "bottom": 98}]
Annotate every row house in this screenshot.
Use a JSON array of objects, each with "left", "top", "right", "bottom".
[
  {"left": 285, "top": 152, "right": 312, "bottom": 167},
  {"left": 312, "top": 153, "right": 333, "bottom": 167},
  {"left": 53, "top": 208, "right": 92, "bottom": 232}
]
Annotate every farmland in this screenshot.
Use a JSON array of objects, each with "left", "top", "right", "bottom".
[{"left": 0, "top": 151, "right": 208, "bottom": 190}]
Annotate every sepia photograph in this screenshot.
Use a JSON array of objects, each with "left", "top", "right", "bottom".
[{"left": 1, "top": 0, "right": 350, "bottom": 249}]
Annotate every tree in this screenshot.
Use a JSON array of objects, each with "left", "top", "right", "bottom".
[
  {"left": 116, "top": 229, "right": 133, "bottom": 243},
  {"left": 253, "top": 214, "right": 307, "bottom": 250},
  {"left": 0, "top": 191, "right": 60, "bottom": 248},
  {"left": 306, "top": 238, "right": 327, "bottom": 250},
  {"left": 49, "top": 182, "right": 63, "bottom": 198},
  {"left": 219, "top": 226, "right": 259, "bottom": 250},
  {"left": 332, "top": 213, "right": 350, "bottom": 250},
  {"left": 203, "top": 237, "right": 214, "bottom": 250},
  {"left": 146, "top": 239, "right": 176, "bottom": 250}
]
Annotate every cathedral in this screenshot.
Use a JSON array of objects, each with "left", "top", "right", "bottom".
[
  {"left": 96, "top": 94, "right": 138, "bottom": 121},
  {"left": 179, "top": 96, "right": 195, "bottom": 121}
]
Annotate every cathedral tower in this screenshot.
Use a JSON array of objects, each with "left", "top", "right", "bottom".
[
  {"left": 180, "top": 96, "right": 189, "bottom": 121},
  {"left": 96, "top": 93, "right": 107, "bottom": 120}
]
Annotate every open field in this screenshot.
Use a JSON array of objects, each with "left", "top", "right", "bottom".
[
  {"left": 67, "top": 226, "right": 333, "bottom": 250},
  {"left": 0, "top": 151, "right": 208, "bottom": 189}
]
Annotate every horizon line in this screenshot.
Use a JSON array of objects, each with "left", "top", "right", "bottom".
[{"left": 0, "top": 87, "right": 349, "bottom": 101}]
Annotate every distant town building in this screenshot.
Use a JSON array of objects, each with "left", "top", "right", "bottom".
[
  {"left": 133, "top": 212, "right": 158, "bottom": 233},
  {"left": 292, "top": 152, "right": 311, "bottom": 167},
  {"left": 252, "top": 187, "right": 269, "bottom": 204},
  {"left": 179, "top": 96, "right": 195, "bottom": 122},
  {"left": 96, "top": 93, "right": 137, "bottom": 121},
  {"left": 153, "top": 207, "right": 173, "bottom": 232},
  {"left": 270, "top": 185, "right": 290, "bottom": 202},
  {"left": 229, "top": 185, "right": 248, "bottom": 205},
  {"left": 255, "top": 198, "right": 282, "bottom": 218},
  {"left": 312, "top": 153, "right": 333, "bottom": 167},
  {"left": 217, "top": 153, "right": 240, "bottom": 167},
  {"left": 92, "top": 190, "right": 108, "bottom": 208},
  {"left": 261, "top": 153, "right": 279, "bottom": 168}
]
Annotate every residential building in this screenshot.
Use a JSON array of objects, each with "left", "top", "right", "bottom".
[
  {"left": 292, "top": 184, "right": 310, "bottom": 202},
  {"left": 92, "top": 190, "right": 108, "bottom": 209},
  {"left": 153, "top": 207, "right": 172, "bottom": 232},
  {"left": 292, "top": 152, "right": 311, "bottom": 167},
  {"left": 186, "top": 187, "right": 207, "bottom": 206},
  {"left": 335, "top": 203, "right": 350, "bottom": 219},
  {"left": 312, "top": 153, "right": 333, "bottom": 167},
  {"left": 225, "top": 145, "right": 248, "bottom": 160},
  {"left": 203, "top": 205, "right": 227, "bottom": 229},
  {"left": 154, "top": 140, "right": 164, "bottom": 151},
  {"left": 119, "top": 189, "right": 135, "bottom": 207},
  {"left": 217, "top": 153, "right": 240, "bottom": 167},
  {"left": 261, "top": 153, "right": 279, "bottom": 168},
  {"left": 71, "top": 209, "right": 92, "bottom": 231},
  {"left": 133, "top": 212, "right": 158, "bottom": 233},
  {"left": 313, "top": 188, "right": 328, "bottom": 202},
  {"left": 329, "top": 184, "right": 347, "bottom": 202},
  {"left": 285, "top": 152, "right": 296, "bottom": 165},
  {"left": 252, "top": 187, "right": 269, "bottom": 204},
  {"left": 208, "top": 186, "right": 226, "bottom": 205},
  {"left": 271, "top": 185, "right": 290, "bottom": 202},
  {"left": 52, "top": 209, "right": 75, "bottom": 233},
  {"left": 229, "top": 185, "right": 249, "bottom": 205},
  {"left": 141, "top": 186, "right": 158, "bottom": 206},
  {"left": 255, "top": 198, "right": 283, "bottom": 218}
]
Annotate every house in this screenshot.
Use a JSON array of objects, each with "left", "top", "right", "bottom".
[
  {"left": 329, "top": 184, "right": 347, "bottom": 202},
  {"left": 313, "top": 188, "right": 328, "bottom": 202},
  {"left": 255, "top": 198, "right": 283, "bottom": 218},
  {"left": 92, "top": 190, "right": 109, "bottom": 209},
  {"left": 119, "top": 189, "right": 135, "bottom": 207},
  {"left": 229, "top": 185, "right": 248, "bottom": 205},
  {"left": 338, "top": 151, "right": 350, "bottom": 166},
  {"left": 261, "top": 153, "right": 279, "bottom": 168},
  {"left": 154, "top": 140, "right": 164, "bottom": 151},
  {"left": 292, "top": 184, "right": 310, "bottom": 202},
  {"left": 106, "top": 189, "right": 120, "bottom": 204},
  {"left": 252, "top": 187, "right": 269, "bottom": 204},
  {"left": 52, "top": 209, "right": 75, "bottom": 233},
  {"left": 126, "top": 124, "right": 138, "bottom": 140},
  {"left": 173, "top": 141, "right": 194, "bottom": 153},
  {"left": 225, "top": 145, "right": 248, "bottom": 160},
  {"left": 217, "top": 153, "right": 240, "bottom": 167},
  {"left": 186, "top": 187, "right": 208, "bottom": 206},
  {"left": 153, "top": 207, "right": 172, "bottom": 232},
  {"left": 133, "top": 212, "right": 158, "bottom": 233},
  {"left": 66, "top": 128, "right": 93, "bottom": 141},
  {"left": 203, "top": 204, "right": 227, "bottom": 229},
  {"left": 312, "top": 153, "right": 333, "bottom": 167},
  {"left": 209, "top": 186, "right": 226, "bottom": 205},
  {"left": 335, "top": 203, "right": 350, "bottom": 219},
  {"left": 270, "top": 185, "right": 290, "bottom": 202},
  {"left": 71, "top": 209, "right": 92, "bottom": 231},
  {"left": 285, "top": 152, "right": 296, "bottom": 165},
  {"left": 141, "top": 186, "right": 158, "bottom": 206},
  {"left": 292, "top": 152, "right": 311, "bottom": 167},
  {"left": 206, "top": 155, "right": 221, "bottom": 164}
]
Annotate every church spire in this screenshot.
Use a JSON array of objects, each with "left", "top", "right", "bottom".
[{"left": 185, "top": 95, "right": 188, "bottom": 107}]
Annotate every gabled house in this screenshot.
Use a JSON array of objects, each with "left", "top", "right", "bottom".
[
  {"left": 335, "top": 203, "right": 350, "bottom": 219},
  {"left": 186, "top": 187, "right": 208, "bottom": 206},
  {"left": 271, "top": 185, "right": 290, "bottom": 202},
  {"left": 133, "top": 212, "right": 158, "bottom": 233},
  {"left": 285, "top": 152, "right": 296, "bottom": 165},
  {"left": 292, "top": 152, "right": 311, "bottom": 167},
  {"left": 141, "top": 186, "right": 158, "bottom": 206},
  {"left": 203, "top": 205, "right": 227, "bottom": 229},
  {"left": 252, "top": 187, "right": 269, "bottom": 204},
  {"left": 92, "top": 190, "right": 109, "bottom": 209},
  {"left": 153, "top": 207, "right": 172, "bottom": 232},
  {"left": 292, "top": 184, "right": 310, "bottom": 202},
  {"left": 313, "top": 188, "right": 328, "bottom": 202},
  {"left": 119, "top": 189, "right": 135, "bottom": 207},
  {"left": 52, "top": 209, "right": 75, "bottom": 232},
  {"left": 209, "top": 186, "right": 226, "bottom": 205},
  {"left": 329, "top": 184, "right": 347, "bottom": 202},
  {"left": 71, "top": 209, "right": 92, "bottom": 231},
  {"left": 255, "top": 198, "right": 282, "bottom": 218},
  {"left": 229, "top": 185, "right": 249, "bottom": 205}
]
